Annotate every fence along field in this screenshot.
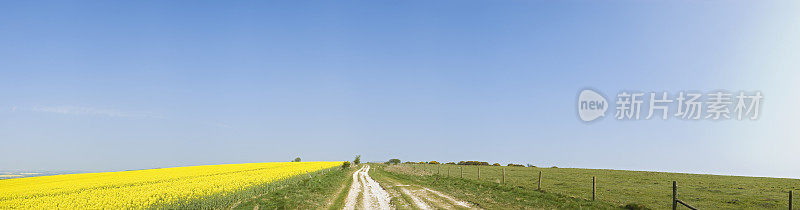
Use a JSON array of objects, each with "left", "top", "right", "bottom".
[
  {"left": 408, "top": 163, "right": 799, "bottom": 209},
  {"left": 0, "top": 161, "right": 342, "bottom": 209}
]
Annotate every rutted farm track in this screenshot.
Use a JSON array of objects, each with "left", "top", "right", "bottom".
[
  {"left": 343, "top": 165, "right": 477, "bottom": 210},
  {"left": 344, "top": 165, "right": 392, "bottom": 210}
]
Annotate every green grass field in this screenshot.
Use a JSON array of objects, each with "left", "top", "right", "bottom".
[
  {"left": 370, "top": 164, "right": 621, "bottom": 209},
  {"left": 234, "top": 167, "right": 354, "bottom": 209},
  {"left": 407, "top": 163, "right": 799, "bottom": 209}
]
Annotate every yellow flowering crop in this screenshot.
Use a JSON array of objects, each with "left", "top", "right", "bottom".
[{"left": 0, "top": 161, "right": 342, "bottom": 209}]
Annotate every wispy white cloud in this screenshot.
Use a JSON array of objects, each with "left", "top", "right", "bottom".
[
  {"left": 206, "top": 121, "right": 232, "bottom": 128},
  {"left": 29, "top": 106, "right": 161, "bottom": 118}
]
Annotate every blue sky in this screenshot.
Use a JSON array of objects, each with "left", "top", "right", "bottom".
[{"left": 1, "top": 1, "right": 799, "bottom": 178}]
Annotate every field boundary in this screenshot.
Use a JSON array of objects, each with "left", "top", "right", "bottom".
[{"left": 404, "top": 163, "right": 798, "bottom": 209}]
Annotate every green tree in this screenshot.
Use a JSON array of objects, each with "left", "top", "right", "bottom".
[
  {"left": 386, "top": 159, "right": 401, "bottom": 165},
  {"left": 293, "top": 157, "right": 301, "bottom": 162},
  {"left": 353, "top": 155, "right": 361, "bottom": 165}
]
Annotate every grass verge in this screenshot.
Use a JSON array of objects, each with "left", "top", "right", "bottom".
[
  {"left": 234, "top": 167, "right": 354, "bottom": 210},
  {"left": 327, "top": 166, "right": 356, "bottom": 210}
]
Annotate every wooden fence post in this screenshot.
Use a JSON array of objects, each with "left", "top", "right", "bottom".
[
  {"left": 460, "top": 167, "right": 463, "bottom": 178},
  {"left": 672, "top": 181, "right": 677, "bottom": 210},
  {"left": 592, "top": 177, "right": 596, "bottom": 201},
  {"left": 478, "top": 166, "right": 481, "bottom": 179},
  {"left": 537, "top": 171, "right": 542, "bottom": 190},
  {"left": 790, "top": 190, "right": 793, "bottom": 210}
]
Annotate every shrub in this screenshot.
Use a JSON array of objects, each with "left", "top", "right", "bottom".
[
  {"left": 492, "top": 163, "right": 501, "bottom": 166},
  {"left": 550, "top": 166, "right": 558, "bottom": 168},
  {"left": 386, "top": 159, "right": 401, "bottom": 165},
  {"left": 623, "top": 203, "right": 649, "bottom": 210},
  {"left": 292, "top": 157, "right": 301, "bottom": 162},
  {"left": 507, "top": 163, "right": 525, "bottom": 167},
  {"left": 428, "top": 161, "right": 440, "bottom": 164},
  {"left": 457, "top": 161, "right": 489, "bottom": 166},
  {"left": 342, "top": 161, "right": 351, "bottom": 169},
  {"left": 445, "top": 162, "right": 456, "bottom": 165}
]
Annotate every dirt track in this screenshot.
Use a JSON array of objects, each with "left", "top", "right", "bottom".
[
  {"left": 344, "top": 165, "right": 477, "bottom": 210},
  {"left": 344, "top": 165, "right": 391, "bottom": 210}
]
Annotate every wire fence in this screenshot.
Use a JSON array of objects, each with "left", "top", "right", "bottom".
[{"left": 402, "top": 163, "right": 796, "bottom": 209}]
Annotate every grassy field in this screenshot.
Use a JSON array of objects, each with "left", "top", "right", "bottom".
[
  {"left": 234, "top": 166, "right": 355, "bottom": 209},
  {"left": 407, "top": 163, "right": 799, "bottom": 209},
  {"left": 370, "top": 164, "right": 621, "bottom": 209}
]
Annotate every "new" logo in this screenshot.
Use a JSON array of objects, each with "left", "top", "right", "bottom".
[{"left": 578, "top": 89, "right": 608, "bottom": 122}]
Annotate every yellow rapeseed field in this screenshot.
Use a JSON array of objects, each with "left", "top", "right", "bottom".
[{"left": 0, "top": 161, "right": 342, "bottom": 209}]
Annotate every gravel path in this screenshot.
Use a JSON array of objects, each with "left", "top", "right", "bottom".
[{"left": 343, "top": 165, "right": 391, "bottom": 210}]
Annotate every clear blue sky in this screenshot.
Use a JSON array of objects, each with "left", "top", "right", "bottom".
[{"left": 1, "top": 1, "right": 799, "bottom": 178}]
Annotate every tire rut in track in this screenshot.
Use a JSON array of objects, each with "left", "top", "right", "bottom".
[{"left": 343, "top": 165, "right": 391, "bottom": 210}]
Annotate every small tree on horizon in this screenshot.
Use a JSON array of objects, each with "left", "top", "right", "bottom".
[
  {"left": 293, "top": 157, "right": 301, "bottom": 162},
  {"left": 386, "top": 159, "right": 401, "bottom": 165},
  {"left": 354, "top": 155, "right": 361, "bottom": 165}
]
